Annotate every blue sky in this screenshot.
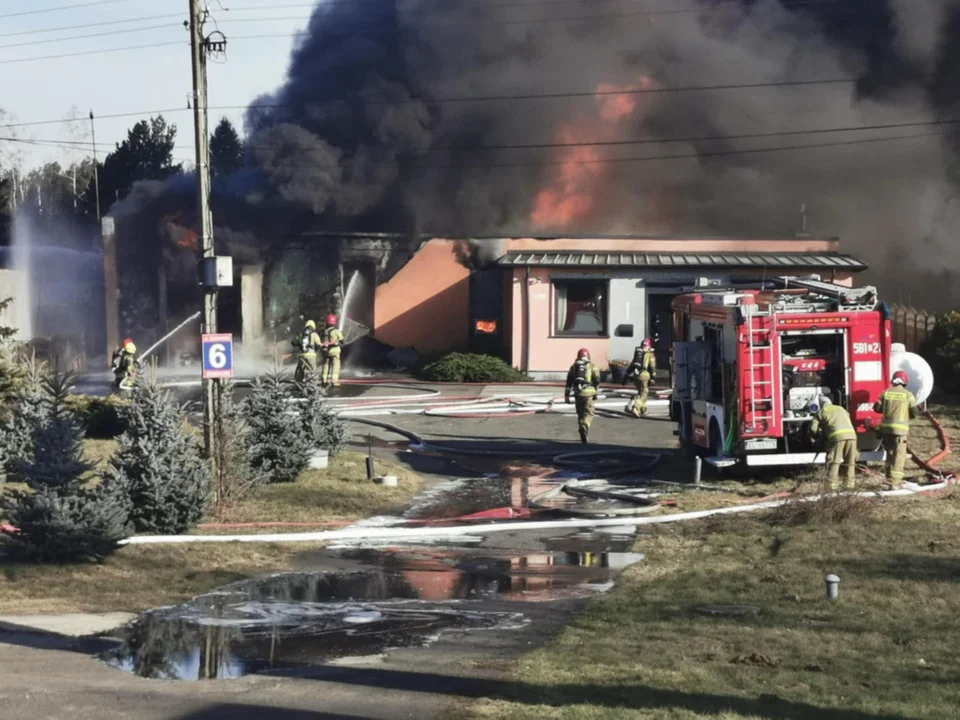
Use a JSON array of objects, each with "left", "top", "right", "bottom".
[{"left": 0, "top": 0, "right": 315, "bottom": 170}]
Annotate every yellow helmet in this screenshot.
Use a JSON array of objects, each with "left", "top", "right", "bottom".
[
  {"left": 305, "top": 320, "right": 317, "bottom": 330},
  {"left": 124, "top": 341, "right": 136, "bottom": 354}
]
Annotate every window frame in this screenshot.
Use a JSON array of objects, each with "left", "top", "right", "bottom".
[{"left": 551, "top": 277, "right": 611, "bottom": 338}]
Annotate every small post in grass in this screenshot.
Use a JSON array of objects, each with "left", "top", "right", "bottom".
[
  {"left": 693, "top": 456, "right": 702, "bottom": 486},
  {"left": 824, "top": 573, "right": 840, "bottom": 600},
  {"left": 366, "top": 434, "right": 376, "bottom": 481}
]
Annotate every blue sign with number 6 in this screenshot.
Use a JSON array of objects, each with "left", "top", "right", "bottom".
[{"left": 202, "top": 333, "right": 233, "bottom": 379}]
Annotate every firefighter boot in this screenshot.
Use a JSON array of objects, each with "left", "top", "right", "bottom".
[{"left": 579, "top": 428, "right": 588, "bottom": 444}]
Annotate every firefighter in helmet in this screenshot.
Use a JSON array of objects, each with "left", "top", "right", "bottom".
[
  {"left": 292, "top": 320, "right": 322, "bottom": 382},
  {"left": 320, "top": 313, "right": 344, "bottom": 387},
  {"left": 565, "top": 348, "right": 600, "bottom": 444},
  {"left": 623, "top": 338, "right": 656, "bottom": 417},
  {"left": 111, "top": 338, "right": 138, "bottom": 393},
  {"left": 809, "top": 395, "right": 858, "bottom": 490},
  {"left": 873, "top": 370, "right": 917, "bottom": 488}
]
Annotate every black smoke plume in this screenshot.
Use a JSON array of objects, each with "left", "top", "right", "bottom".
[{"left": 111, "top": 0, "right": 960, "bottom": 311}]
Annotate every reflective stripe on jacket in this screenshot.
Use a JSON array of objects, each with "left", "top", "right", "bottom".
[
  {"left": 874, "top": 385, "right": 916, "bottom": 436},
  {"left": 812, "top": 404, "right": 856, "bottom": 442}
]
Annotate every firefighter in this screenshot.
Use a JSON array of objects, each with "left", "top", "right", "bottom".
[
  {"left": 292, "top": 320, "right": 321, "bottom": 382},
  {"left": 111, "top": 338, "right": 138, "bottom": 393},
  {"left": 809, "top": 396, "right": 857, "bottom": 490},
  {"left": 873, "top": 370, "right": 917, "bottom": 488},
  {"left": 320, "top": 313, "right": 344, "bottom": 387},
  {"left": 565, "top": 348, "right": 600, "bottom": 444},
  {"left": 623, "top": 338, "right": 656, "bottom": 417}
]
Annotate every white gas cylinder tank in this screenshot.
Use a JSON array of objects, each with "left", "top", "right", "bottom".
[{"left": 889, "top": 343, "right": 934, "bottom": 404}]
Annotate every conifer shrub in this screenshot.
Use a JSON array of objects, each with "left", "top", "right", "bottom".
[
  {"left": 105, "top": 377, "right": 209, "bottom": 534},
  {"left": 0, "top": 373, "right": 130, "bottom": 562},
  {"left": 245, "top": 371, "right": 313, "bottom": 484}
]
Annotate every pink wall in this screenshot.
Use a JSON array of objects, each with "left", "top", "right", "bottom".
[
  {"left": 508, "top": 266, "right": 859, "bottom": 373},
  {"left": 509, "top": 267, "right": 612, "bottom": 373},
  {"left": 374, "top": 239, "right": 470, "bottom": 354}
]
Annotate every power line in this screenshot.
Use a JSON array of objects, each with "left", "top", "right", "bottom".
[
  {"left": 3, "top": 128, "right": 946, "bottom": 175},
  {"left": 0, "top": 0, "right": 134, "bottom": 20},
  {"left": 0, "top": 13, "right": 184, "bottom": 39},
  {"left": 0, "top": 40, "right": 184, "bottom": 65},
  {"left": 0, "top": 23, "right": 181, "bottom": 51},
  {"left": 245, "top": 116, "right": 960, "bottom": 152},
  {"left": 223, "top": 0, "right": 856, "bottom": 14},
  {"left": 239, "top": 130, "right": 952, "bottom": 170},
  {"left": 7, "top": 114, "right": 960, "bottom": 154},
  {"left": 0, "top": 0, "right": 867, "bottom": 60},
  {"left": 0, "top": 107, "right": 191, "bottom": 130},
  {"left": 0, "top": 72, "right": 915, "bottom": 132},
  {"left": 222, "top": 75, "right": 875, "bottom": 110}
]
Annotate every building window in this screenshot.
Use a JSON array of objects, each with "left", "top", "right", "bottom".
[{"left": 554, "top": 279, "right": 608, "bottom": 336}]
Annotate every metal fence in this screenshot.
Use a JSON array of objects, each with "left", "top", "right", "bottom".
[{"left": 890, "top": 304, "right": 937, "bottom": 353}]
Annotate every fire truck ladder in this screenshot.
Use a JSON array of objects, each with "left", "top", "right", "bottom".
[
  {"left": 744, "top": 305, "right": 775, "bottom": 433},
  {"left": 775, "top": 276, "right": 878, "bottom": 311}
]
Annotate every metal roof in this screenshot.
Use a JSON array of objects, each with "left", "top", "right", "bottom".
[{"left": 497, "top": 251, "right": 867, "bottom": 270}]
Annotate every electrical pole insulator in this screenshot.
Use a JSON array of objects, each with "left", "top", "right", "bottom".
[{"left": 204, "top": 31, "right": 227, "bottom": 56}]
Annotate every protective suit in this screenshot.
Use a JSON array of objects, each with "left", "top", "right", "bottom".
[
  {"left": 321, "top": 314, "right": 344, "bottom": 387},
  {"left": 623, "top": 342, "right": 656, "bottom": 417},
  {"left": 293, "top": 321, "right": 321, "bottom": 382},
  {"left": 809, "top": 398, "right": 857, "bottom": 490},
  {"left": 565, "top": 349, "right": 600, "bottom": 444},
  {"left": 873, "top": 372, "right": 917, "bottom": 487},
  {"left": 111, "top": 339, "right": 137, "bottom": 392}
]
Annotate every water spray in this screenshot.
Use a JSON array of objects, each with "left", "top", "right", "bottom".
[
  {"left": 338, "top": 270, "right": 359, "bottom": 333},
  {"left": 138, "top": 310, "right": 202, "bottom": 364}
]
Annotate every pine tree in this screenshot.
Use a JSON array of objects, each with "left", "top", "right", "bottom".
[
  {"left": 246, "top": 371, "right": 312, "bottom": 484},
  {"left": 295, "top": 369, "right": 347, "bottom": 457},
  {"left": 208, "top": 381, "right": 268, "bottom": 517},
  {"left": 106, "top": 376, "right": 209, "bottom": 533},
  {"left": 0, "top": 374, "right": 130, "bottom": 562},
  {"left": 0, "top": 356, "right": 52, "bottom": 485}
]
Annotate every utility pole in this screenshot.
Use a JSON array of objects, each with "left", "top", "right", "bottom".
[
  {"left": 189, "top": 0, "right": 219, "bottom": 471},
  {"left": 89, "top": 111, "right": 100, "bottom": 222}
]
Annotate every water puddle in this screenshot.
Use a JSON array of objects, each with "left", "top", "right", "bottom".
[{"left": 102, "top": 546, "right": 643, "bottom": 681}]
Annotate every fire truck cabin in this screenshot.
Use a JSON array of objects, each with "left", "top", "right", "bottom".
[{"left": 670, "top": 276, "right": 890, "bottom": 468}]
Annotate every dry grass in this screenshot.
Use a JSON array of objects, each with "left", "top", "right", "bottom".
[
  {"left": 767, "top": 490, "right": 880, "bottom": 527},
  {"left": 466, "top": 493, "right": 960, "bottom": 719},
  {"left": 0, "top": 451, "right": 425, "bottom": 613},
  {"left": 210, "top": 451, "right": 423, "bottom": 528},
  {"left": 0, "top": 542, "right": 323, "bottom": 615},
  {"left": 83, "top": 438, "right": 118, "bottom": 470}
]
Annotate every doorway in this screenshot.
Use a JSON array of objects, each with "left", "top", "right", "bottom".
[{"left": 647, "top": 292, "right": 675, "bottom": 380}]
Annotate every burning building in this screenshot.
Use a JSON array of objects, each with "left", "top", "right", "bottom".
[{"left": 104, "top": 0, "right": 960, "bottom": 364}]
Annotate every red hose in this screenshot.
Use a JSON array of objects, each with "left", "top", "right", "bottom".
[{"left": 911, "top": 409, "right": 951, "bottom": 473}]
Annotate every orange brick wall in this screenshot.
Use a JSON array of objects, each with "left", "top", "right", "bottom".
[{"left": 374, "top": 239, "right": 470, "bottom": 354}]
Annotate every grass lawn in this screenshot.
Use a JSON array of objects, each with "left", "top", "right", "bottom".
[
  {"left": 465, "top": 405, "right": 960, "bottom": 720},
  {"left": 208, "top": 451, "right": 423, "bottom": 528},
  {"left": 0, "top": 543, "right": 323, "bottom": 615},
  {"left": 0, "top": 450, "right": 424, "bottom": 614},
  {"left": 468, "top": 495, "right": 960, "bottom": 719}
]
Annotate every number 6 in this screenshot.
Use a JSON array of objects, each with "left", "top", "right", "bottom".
[{"left": 209, "top": 343, "right": 227, "bottom": 369}]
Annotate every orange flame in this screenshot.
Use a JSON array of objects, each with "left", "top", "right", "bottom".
[
  {"left": 530, "top": 75, "right": 658, "bottom": 231},
  {"left": 177, "top": 228, "right": 198, "bottom": 250}
]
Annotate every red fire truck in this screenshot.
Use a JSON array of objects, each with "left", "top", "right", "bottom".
[{"left": 670, "top": 276, "right": 891, "bottom": 469}]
